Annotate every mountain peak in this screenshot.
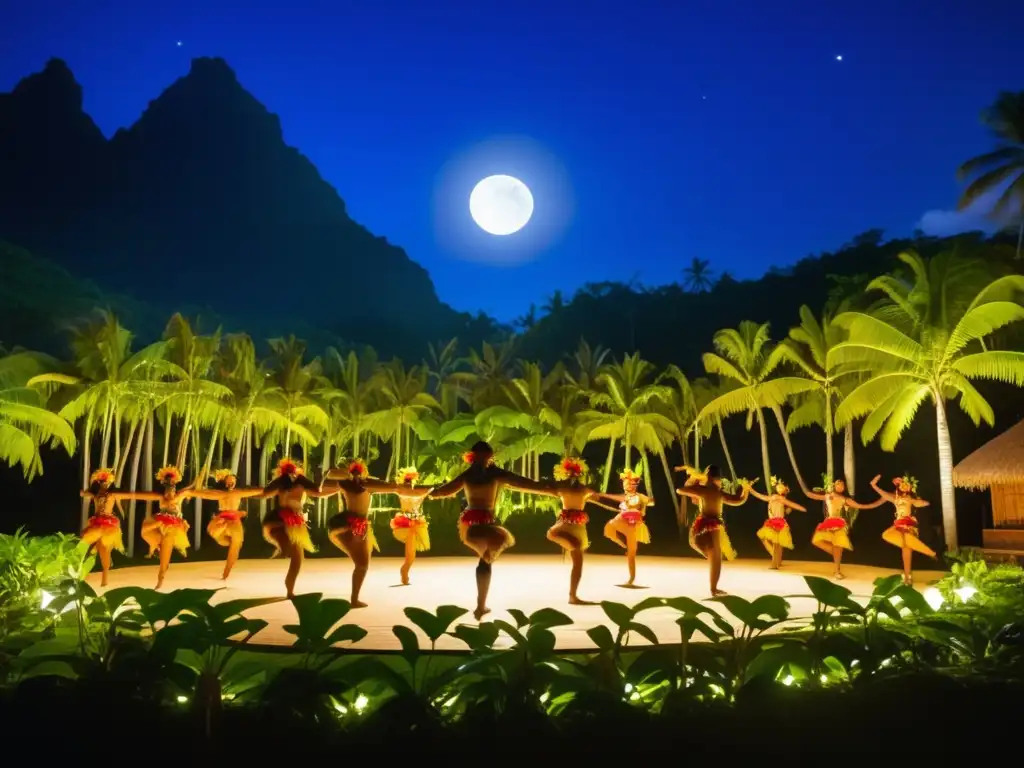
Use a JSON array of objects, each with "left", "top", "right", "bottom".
[{"left": 8, "top": 57, "right": 87, "bottom": 116}]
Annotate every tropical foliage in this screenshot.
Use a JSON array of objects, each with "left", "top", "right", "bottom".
[{"left": 3, "top": 250, "right": 1024, "bottom": 553}]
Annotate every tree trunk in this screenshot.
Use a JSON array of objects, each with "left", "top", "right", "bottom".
[
  {"left": 824, "top": 393, "right": 834, "bottom": 480},
  {"left": 1016, "top": 218, "right": 1023, "bottom": 261},
  {"left": 754, "top": 407, "right": 772, "bottom": 489},
  {"left": 843, "top": 423, "right": 855, "bottom": 494},
  {"left": 115, "top": 420, "right": 139, "bottom": 483},
  {"left": 80, "top": 415, "right": 94, "bottom": 530},
  {"left": 772, "top": 405, "right": 811, "bottom": 495},
  {"left": 143, "top": 412, "right": 154, "bottom": 522},
  {"left": 112, "top": 409, "right": 123, "bottom": 477},
  {"left": 601, "top": 437, "right": 617, "bottom": 491},
  {"left": 99, "top": 399, "right": 114, "bottom": 467},
  {"left": 196, "top": 418, "right": 222, "bottom": 548},
  {"left": 162, "top": 405, "right": 172, "bottom": 467},
  {"left": 245, "top": 426, "right": 253, "bottom": 486},
  {"left": 126, "top": 418, "right": 147, "bottom": 557},
  {"left": 935, "top": 397, "right": 957, "bottom": 551},
  {"left": 655, "top": 442, "right": 682, "bottom": 530},
  {"left": 716, "top": 416, "right": 736, "bottom": 480},
  {"left": 230, "top": 423, "right": 246, "bottom": 475},
  {"left": 258, "top": 444, "right": 271, "bottom": 521}
]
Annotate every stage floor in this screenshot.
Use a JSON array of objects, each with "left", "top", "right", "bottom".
[{"left": 87, "top": 555, "right": 945, "bottom": 652}]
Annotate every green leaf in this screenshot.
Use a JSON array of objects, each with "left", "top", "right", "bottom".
[
  {"left": 586, "top": 624, "right": 616, "bottom": 651},
  {"left": 527, "top": 607, "right": 574, "bottom": 629},
  {"left": 392, "top": 624, "right": 420, "bottom": 662},
  {"left": 450, "top": 622, "right": 500, "bottom": 651},
  {"left": 506, "top": 608, "right": 530, "bottom": 629},
  {"left": 600, "top": 601, "right": 634, "bottom": 628},
  {"left": 403, "top": 605, "right": 469, "bottom": 643},
  {"left": 801, "top": 575, "right": 856, "bottom": 608}
]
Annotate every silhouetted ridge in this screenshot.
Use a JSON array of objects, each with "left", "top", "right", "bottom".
[{"left": 0, "top": 57, "right": 471, "bottom": 359}]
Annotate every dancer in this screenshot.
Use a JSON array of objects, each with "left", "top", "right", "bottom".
[
  {"left": 79, "top": 468, "right": 126, "bottom": 587},
  {"left": 543, "top": 456, "right": 617, "bottom": 604},
  {"left": 262, "top": 458, "right": 333, "bottom": 599},
  {"left": 390, "top": 466, "right": 433, "bottom": 586},
  {"left": 428, "top": 441, "right": 551, "bottom": 620},
  {"left": 323, "top": 459, "right": 417, "bottom": 607},
  {"left": 191, "top": 469, "right": 265, "bottom": 580},
  {"left": 125, "top": 466, "right": 196, "bottom": 589},
  {"left": 675, "top": 465, "right": 753, "bottom": 596},
  {"left": 599, "top": 468, "right": 654, "bottom": 587},
  {"left": 749, "top": 476, "right": 807, "bottom": 570},
  {"left": 805, "top": 475, "right": 885, "bottom": 580},
  {"left": 871, "top": 475, "right": 936, "bottom": 585}
]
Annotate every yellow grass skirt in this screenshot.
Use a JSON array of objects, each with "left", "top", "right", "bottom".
[
  {"left": 882, "top": 517, "right": 936, "bottom": 557},
  {"left": 609, "top": 511, "right": 651, "bottom": 545},
  {"left": 549, "top": 509, "right": 590, "bottom": 551},
  {"left": 757, "top": 518, "right": 794, "bottom": 553},
  {"left": 149, "top": 514, "right": 190, "bottom": 556},
  {"left": 812, "top": 517, "right": 852, "bottom": 551},
  {"left": 264, "top": 508, "right": 316, "bottom": 554},
  {"left": 689, "top": 514, "right": 737, "bottom": 560},
  {"left": 81, "top": 515, "right": 124, "bottom": 554},
  {"left": 328, "top": 512, "right": 379, "bottom": 553},
  {"left": 207, "top": 511, "right": 244, "bottom": 548},
  {"left": 458, "top": 509, "right": 515, "bottom": 561},
  {"left": 391, "top": 514, "right": 430, "bottom": 552}
]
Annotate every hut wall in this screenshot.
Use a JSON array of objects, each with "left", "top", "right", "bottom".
[{"left": 991, "top": 483, "right": 1024, "bottom": 528}]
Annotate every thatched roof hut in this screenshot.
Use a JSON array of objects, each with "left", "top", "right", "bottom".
[
  {"left": 954, "top": 419, "right": 1024, "bottom": 491},
  {"left": 954, "top": 419, "right": 1024, "bottom": 550}
]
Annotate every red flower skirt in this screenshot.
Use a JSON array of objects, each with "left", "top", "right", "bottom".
[
  {"left": 764, "top": 517, "right": 787, "bottom": 532},
  {"left": 154, "top": 513, "right": 185, "bottom": 527},
  {"left": 460, "top": 509, "right": 496, "bottom": 527},
  {"left": 816, "top": 517, "right": 847, "bottom": 532},
  {"left": 559, "top": 509, "right": 589, "bottom": 525}
]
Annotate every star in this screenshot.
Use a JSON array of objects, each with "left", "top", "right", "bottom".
[
  {"left": 176, "top": 41, "right": 183, "bottom": 47},
  {"left": 835, "top": 54, "right": 843, "bottom": 61}
]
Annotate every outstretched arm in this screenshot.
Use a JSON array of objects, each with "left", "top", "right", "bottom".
[
  {"left": 723, "top": 483, "right": 753, "bottom": 506},
  {"left": 748, "top": 487, "right": 771, "bottom": 503},
  {"left": 236, "top": 488, "right": 268, "bottom": 499},
  {"left": 394, "top": 485, "right": 434, "bottom": 500},
  {"left": 782, "top": 497, "right": 807, "bottom": 512},
  {"left": 429, "top": 473, "right": 466, "bottom": 499},
  {"left": 912, "top": 497, "right": 931, "bottom": 508},
  {"left": 804, "top": 490, "right": 828, "bottom": 501},
  {"left": 117, "top": 491, "right": 164, "bottom": 502},
  {"left": 847, "top": 495, "right": 886, "bottom": 511},
  {"left": 497, "top": 469, "right": 560, "bottom": 496},
  {"left": 869, "top": 475, "right": 896, "bottom": 502},
  {"left": 584, "top": 494, "right": 621, "bottom": 513},
  {"left": 190, "top": 489, "right": 225, "bottom": 501},
  {"left": 676, "top": 486, "right": 706, "bottom": 501},
  {"left": 361, "top": 478, "right": 407, "bottom": 494}
]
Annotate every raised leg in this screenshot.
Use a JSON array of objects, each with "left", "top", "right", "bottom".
[
  {"left": 141, "top": 521, "right": 161, "bottom": 558},
  {"left": 604, "top": 519, "right": 626, "bottom": 548},
  {"left": 157, "top": 535, "right": 174, "bottom": 589}
]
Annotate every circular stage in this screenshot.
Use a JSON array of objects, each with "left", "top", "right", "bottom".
[{"left": 87, "top": 555, "right": 945, "bottom": 652}]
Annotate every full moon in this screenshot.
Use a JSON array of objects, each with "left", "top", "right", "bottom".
[{"left": 469, "top": 175, "right": 534, "bottom": 235}]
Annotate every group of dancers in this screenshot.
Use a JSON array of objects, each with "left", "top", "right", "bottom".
[{"left": 79, "top": 440, "right": 937, "bottom": 618}]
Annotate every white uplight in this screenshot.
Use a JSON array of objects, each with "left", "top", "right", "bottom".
[
  {"left": 354, "top": 693, "right": 369, "bottom": 712},
  {"left": 923, "top": 587, "right": 944, "bottom": 610},
  {"left": 469, "top": 175, "right": 534, "bottom": 236},
  {"left": 781, "top": 675, "right": 795, "bottom": 686},
  {"left": 954, "top": 584, "right": 978, "bottom": 602},
  {"left": 40, "top": 590, "right": 54, "bottom": 610}
]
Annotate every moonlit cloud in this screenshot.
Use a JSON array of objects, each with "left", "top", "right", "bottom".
[{"left": 917, "top": 187, "right": 1017, "bottom": 237}]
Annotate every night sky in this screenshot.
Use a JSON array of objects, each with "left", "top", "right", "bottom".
[{"left": 3, "top": 0, "right": 1022, "bottom": 322}]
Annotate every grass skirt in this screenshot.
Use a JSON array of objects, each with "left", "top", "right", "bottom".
[
  {"left": 689, "top": 514, "right": 737, "bottom": 560},
  {"left": 812, "top": 516, "right": 852, "bottom": 551},
  {"left": 458, "top": 509, "right": 515, "bottom": 561},
  {"left": 149, "top": 514, "right": 190, "bottom": 556},
  {"left": 328, "top": 512, "right": 379, "bottom": 553},
  {"left": 391, "top": 514, "right": 430, "bottom": 552},
  {"left": 757, "top": 517, "right": 793, "bottom": 553},
  {"left": 81, "top": 514, "right": 124, "bottom": 554},
  {"left": 207, "top": 510, "right": 244, "bottom": 548},
  {"left": 882, "top": 516, "right": 936, "bottom": 557},
  {"left": 609, "top": 511, "right": 651, "bottom": 545},
  {"left": 264, "top": 508, "right": 316, "bottom": 554},
  {"left": 549, "top": 509, "right": 590, "bottom": 551}
]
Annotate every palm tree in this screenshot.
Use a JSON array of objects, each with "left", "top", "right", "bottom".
[
  {"left": 451, "top": 341, "right": 517, "bottom": 411},
  {"left": 577, "top": 353, "right": 677, "bottom": 516},
  {"left": 698, "top": 321, "right": 818, "bottom": 490},
  {"left": 690, "top": 376, "right": 739, "bottom": 480},
  {"left": 502, "top": 361, "right": 564, "bottom": 478},
  {"left": 425, "top": 338, "right": 466, "bottom": 419},
  {"left": 365, "top": 360, "right": 441, "bottom": 476},
  {"left": 0, "top": 350, "right": 76, "bottom": 480},
  {"left": 830, "top": 250, "right": 1024, "bottom": 549},
  {"left": 682, "top": 257, "right": 714, "bottom": 292},
  {"left": 957, "top": 91, "right": 1024, "bottom": 259}
]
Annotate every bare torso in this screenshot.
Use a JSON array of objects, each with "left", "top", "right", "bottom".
[
  {"left": 893, "top": 495, "right": 915, "bottom": 518},
  {"left": 768, "top": 496, "right": 788, "bottom": 518},
  {"left": 619, "top": 492, "right": 651, "bottom": 515},
  {"left": 557, "top": 485, "right": 596, "bottom": 510},
  {"left": 275, "top": 485, "right": 308, "bottom": 514},
  {"left": 823, "top": 493, "right": 847, "bottom": 518},
  {"left": 397, "top": 486, "right": 431, "bottom": 514}
]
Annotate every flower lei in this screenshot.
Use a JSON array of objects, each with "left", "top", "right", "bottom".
[
  {"left": 155, "top": 466, "right": 182, "bottom": 485},
  {"left": 212, "top": 468, "right": 235, "bottom": 484},
  {"left": 553, "top": 457, "right": 589, "bottom": 482},
  {"left": 90, "top": 468, "right": 115, "bottom": 486},
  {"left": 274, "top": 459, "right": 303, "bottom": 479},
  {"left": 893, "top": 475, "right": 919, "bottom": 494},
  {"left": 348, "top": 459, "right": 368, "bottom": 477}
]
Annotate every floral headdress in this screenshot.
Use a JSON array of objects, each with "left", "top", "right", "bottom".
[
  {"left": 893, "top": 475, "right": 919, "bottom": 494},
  {"left": 771, "top": 475, "right": 789, "bottom": 492},
  {"left": 463, "top": 451, "right": 494, "bottom": 466},
  {"left": 212, "top": 468, "right": 236, "bottom": 484},
  {"left": 397, "top": 466, "right": 419, "bottom": 484},
  {"left": 274, "top": 459, "right": 304, "bottom": 479},
  {"left": 90, "top": 468, "right": 115, "bottom": 486},
  {"left": 619, "top": 468, "right": 641, "bottom": 483},
  {"left": 553, "top": 457, "right": 589, "bottom": 482},
  {"left": 156, "top": 466, "right": 182, "bottom": 486},
  {"left": 348, "top": 459, "right": 368, "bottom": 478},
  {"left": 813, "top": 472, "right": 836, "bottom": 493}
]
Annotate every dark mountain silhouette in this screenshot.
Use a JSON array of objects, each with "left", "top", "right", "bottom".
[{"left": 0, "top": 57, "right": 486, "bottom": 359}]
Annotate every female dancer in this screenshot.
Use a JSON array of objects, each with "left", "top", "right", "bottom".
[
  {"left": 262, "top": 458, "right": 333, "bottom": 599},
  {"left": 749, "top": 476, "right": 807, "bottom": 570},
  {"left": 323, "top": 459, "right": 419, "bottom": 607},
  {"left": 599, "top": 468, "right": 654, "bottom": 587},
  {"left": 127, "top": 466, "right": 196, "bottom": 589},
  {"left": 390, "top": 466, "right": 433, "bottom": 586},
  {"left": 191, "top": 468, "right": 266, "bottom": 580},
  {"left": 79, "top": 468, "right": 126, "bottom": 587},
  {"left": 871, "top": 475, "right": 936, "bottom": 585},
  {"left": 676, "top": 465, "right": 752, "bottom": 596},
  {"left": 429, "top": 441, "right": 551, "bottom": 620},
  {"left": 543, "top": 456, "right": 618, "bottom": 604},
  {"left": 805, "top": 475, "right": 885, "bottom": 580}
]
